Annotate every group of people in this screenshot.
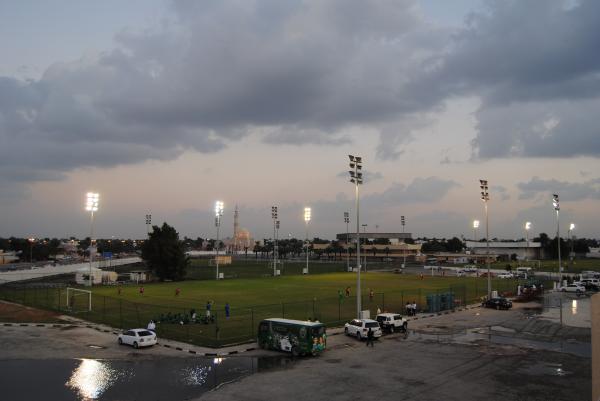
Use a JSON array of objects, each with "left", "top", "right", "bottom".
[{"left": 405, "top": 301, "right": 418, "bottom": 316}]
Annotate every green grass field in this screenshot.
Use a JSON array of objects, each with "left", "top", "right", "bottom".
[{"left": 0, "top": 261, "right": 550, "bottom": 348}]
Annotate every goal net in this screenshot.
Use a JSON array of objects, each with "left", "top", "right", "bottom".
[{"left": 66, "top": 287, "right": 92, "bottom": 312}]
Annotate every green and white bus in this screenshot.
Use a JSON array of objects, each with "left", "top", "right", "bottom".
[{"left": 257, "top": 318, "right": 326, "bottom": 356}]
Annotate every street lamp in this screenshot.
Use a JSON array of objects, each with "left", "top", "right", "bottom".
[
  {"left": 28, "top": 238, "right": 35, "bottom": 263},
  {"left": 304, "top": 207, "right": 311, "bottom": 274},
  {"left": 525, "top": 222, "right": 531, "bottom": 262},
  {"left": 215, "top": 201, "right": 224, "bottom": 280},
  {"left": 553, "top": 194, "right": 561, "bottom": 273},
  {"left": 272, "top": 206, "right": 278, "bottom": 276},
  {"left": 479, "top": 180, "right": 491, "bottom": 299},
  {"left": 344, "top": 212, "right": 350, "bottom": 272},
  {"left": 85, "top": 192, "right": 99, "bottom": 287},
  {"left": 568, "top": 223, "right": 575, "bottom": 269},
  {"left": 348, "top": 154, "right": 363, "bottom": 318}
]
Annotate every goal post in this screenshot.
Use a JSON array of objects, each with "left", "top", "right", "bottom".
[{"left": 66, "top": 287, "right": 92, "bottom": 312}]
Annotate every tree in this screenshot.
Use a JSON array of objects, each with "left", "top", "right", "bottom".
[
  {"left": 446, "top": 237, "right": 465, "bottom": 253},
  {"left": 141, "top": 222, "right": 189, "bottom": 281}
]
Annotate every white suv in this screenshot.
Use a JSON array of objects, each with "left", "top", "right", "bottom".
[
  {"left": 344, "top": 319, "right": 382, "bottom": 340},
  {"left": 560, "top": 284, "right": 585, "bottom": 293}
]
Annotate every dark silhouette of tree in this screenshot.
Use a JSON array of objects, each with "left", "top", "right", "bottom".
[{"left": 141, "top": 222, "right": 189, "bottom": 281}]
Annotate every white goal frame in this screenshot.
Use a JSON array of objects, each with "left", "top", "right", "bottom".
[{"left": 66, "top": 287, "right": 92, "bottom": 312}]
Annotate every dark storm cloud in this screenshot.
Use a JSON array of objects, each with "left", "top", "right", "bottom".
[
  {"left": 443, "top": 0, "right": 600, "bottom": 158},
  {"left": 517, "top": 176, "right": 600, "bottom": 201},
  {"left": 0, "top": 0, "right": 453, "bottom": 186},
  {"left": 3, "top": 0, "right": 600, "bottom": 189}
]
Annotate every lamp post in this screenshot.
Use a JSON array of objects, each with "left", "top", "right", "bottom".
[
  {"left": 348, "top": 154, "right": 363, "bottom": 318},
  {"left": 304, "top": 207, "right": 311, "bottom": 274},
  {"left": 272, "top": 206, "right": 278, "bottom": 276},
  {"left": 479, "top": 180, "right": 490, "bottom": 298},
  {"left": 553, "top": 194, "right": 561, "bottom": 273},
  {"left": 401, "top": 216, "right": 406, "bottom": 268},
  {"left": 525, "top": 222, "right": 531, "bottom": 262},
  {"left": 28, "top": 238, "right": 35, "bottom": 263},
  {"left": 568, "top": 223, "right": 575, "bottom": 270},
  {"left": 85, "top": 192, "right": 99, "bottom": 287},
  {"left": 215, "top": 201, "right": 224, "bottom": 280},
  {"left": 344, "top": 212, "right": 350, "bottom": 272}
]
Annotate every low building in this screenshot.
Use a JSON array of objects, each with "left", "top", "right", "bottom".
[
  {"left": 75, "top": 268, "right": 117, "bottom": 285},
  {"left": 336, "top": 232, "right": 412, "bottom": 244},
  {"left": 0, "top": 250, "right": 19, "bottom": 265},
  {"left": 465, "top": 241, "right": 543, "bottom": 261},
  {"left": 313, "top": 242, "right": 421, "bottom": 261}
]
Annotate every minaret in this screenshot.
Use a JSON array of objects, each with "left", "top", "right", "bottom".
[{"left": 233, "top": 205, "right": 239, "bottom": 252}]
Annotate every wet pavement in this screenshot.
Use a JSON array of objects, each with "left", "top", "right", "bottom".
[{"left": 0, "top": 356, "right": 294, "bottom": 401}]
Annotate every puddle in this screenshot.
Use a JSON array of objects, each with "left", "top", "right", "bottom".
[
  {"left": 409, "top": 327, "right": 590, "bottom": 358},
  {"left": 0, "top": 355, "right": 294, "bottom": 401},
  {"left": 518, "top": 362, "right": 572, "bottom": 377}
]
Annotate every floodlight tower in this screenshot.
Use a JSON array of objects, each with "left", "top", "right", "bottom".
[
  {"left": 348, "top": 154, "right": 363, "bottom": 318},
  {"left": 344, "top": 212, "right": 350, "bottom": 272},
  {"left": 304, "top": 207, "right": 311, "bottom": 274},
  {"left": 553, "top": 194, "right": 561, "bottom": 273},
  {"left": 145, "top": 214, "right": 152, "bottom": 237},
  {"left": 568, "top": 223, "right": 575, "bottom": 269},
  {"left": 215, "top": 201, "right": 224, "bottom": 280},
  {"left": 272, "top": 206, "right": 278, "bottom": 276},
  {"left": 28, "top": 238, "right": 35, "bottom": 263},
  {"left": 85, "top": 192, "right": 99, "bottom": 287},
  {"left": 525, "top": 222, "right": 531, "bottom": 262},
  {"left": 479, "top": 180, "right": 491, "bottom": 298},
  {"left": 401, "top": 216, "right": 406, "bottom": 268},
  {"left": 473, "top": 220, "right": 480, "bottom": 241}
]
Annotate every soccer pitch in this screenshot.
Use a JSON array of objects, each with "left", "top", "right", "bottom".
[{"left": 86, "top": 271, "right": 520, "bottom": 347}]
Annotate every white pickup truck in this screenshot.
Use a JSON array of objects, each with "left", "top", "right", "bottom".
[{"left": 375, "top": 313, "right": 408, "bottom": 333}]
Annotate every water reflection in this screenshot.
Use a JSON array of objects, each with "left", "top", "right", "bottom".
[
  {"left": 65, "top": 359, "right": 123, "bottom": 400},
  {"left": 1, "top": 355, "right": 293, "bottom": 401}
]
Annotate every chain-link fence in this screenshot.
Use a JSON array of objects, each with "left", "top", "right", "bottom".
[{"left": 0, "top": 279, "right": 527, "bottom": 347}]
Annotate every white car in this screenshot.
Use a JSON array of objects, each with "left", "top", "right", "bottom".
[
  {"left": 498, "top": 273, "right": 514, "bottom": 279},
  {"left": 560, "top": 284, "right": 585, "bottom": 293},
  {"left": 456, "top": 270, "right": 467, "bottom": 277},
  {"left": 463, "top": 265, "right": 478, "bottom": 272},
  {"left": 118, "top": 328, "right": 157, "bottom": 348},
  {"left": 344, "top": 319, "right": 382, "bottom": 340}
]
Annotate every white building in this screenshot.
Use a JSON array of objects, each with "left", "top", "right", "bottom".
[{"left": 465, "top": 241, "right": 543, "bottom": 261}]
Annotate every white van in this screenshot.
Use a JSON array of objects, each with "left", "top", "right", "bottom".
[{"left": 516, "top": 267, "right": 532, "bottom": 279}]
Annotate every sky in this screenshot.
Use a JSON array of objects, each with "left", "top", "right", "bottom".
[{"left": 1, "top": 0, "right": 600, "bottom": 241}]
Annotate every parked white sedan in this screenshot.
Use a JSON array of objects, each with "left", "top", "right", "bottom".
[
  {"left": 118, "top": 328, "right": 157, "bottom": 348},
  {"left": 344, "top": 319, "right": 382, "bottom": 340}
]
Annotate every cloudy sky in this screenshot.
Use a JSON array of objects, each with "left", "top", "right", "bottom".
[{"left": 1, "top": 0, "right": 600, "bottom": 241}]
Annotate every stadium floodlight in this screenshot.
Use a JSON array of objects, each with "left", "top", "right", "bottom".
[
  {"left": 215, "top": 201, "right": 224, "bottom": 280},
  {"left": 525, "top": 222, "right": 532, "bottom": 261},
  {"left": 85, "top": 192, "right": 99, "bottom": 287},
  {"left": 568, "top": 222, "right": 575, "bottom": 268},
  {"left": 552, "top": 194, "right": 561, "bottom": 272},
  {"left": 304, "top": 207, "right": 311, "bottom": 274},
  {"left": 344, "top": 212, "right": 350, "bottom": 272},
  {"left": 473, "top": 219, "right": 480, "bottom": 242},
  {"left": 348, "top": 154, "right": 363, "bottom": 318},
  {"left": 479, "top": 180, "right": 491, "bottom": 299},
  {"left": 272, "top": 206, "right": 279, "bottom": 277},
  {"left": 145, "top": 214, "right": 152, "bottom": 236}
]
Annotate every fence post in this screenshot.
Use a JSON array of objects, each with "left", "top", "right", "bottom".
[
  {"left": 119, "top": 299, "right": 123, "bottom": 329},
  {"left": 312, "top": 298, "right": 315, "bottom": 319},
  {"left": 338, "top": 298, "right": 341, "bottom": 322},
  {"left": 382, "top": 292, "right": 385, "bottom": 311},
  {"left": 103, "top": 296, "right": 106, "bottom": 323},
  {"left": 251, "top": 308, "right": 254, "bottom": 336},
  {"left": 282, "top": 302, "right": 285, "bottom": 318}
]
